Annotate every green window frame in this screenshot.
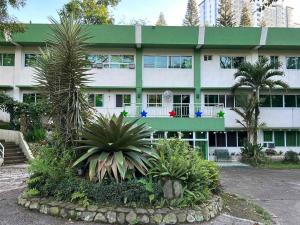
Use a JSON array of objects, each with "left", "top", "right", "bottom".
[
  {"left": 87, "top": 55, "right": 134, "bottom": 69},
  {"left": 286, "top": 131, "right": 297, "bottom": 147},
  {"left": 88, "top": 94, "right": 103, "bottom": 107},
  {"left": 284, "top": 95, "right": 296, "bottom": 107},
  {"left": 116, "top": 94, "right": 131, "bottom": 107},
  {"left": 144, "top": 55, "right": 168, "bottom": 68},
  {"left": 1, "top": 53, "right": 15, "bottom": 66},
  {"left": 274, "top": 131, "right": 285, "bottom": 147},
  {"left": 270, "top": 56, "right": 279, "bottom": 69},
  {"left": 263, "top": 131, "right": 273, "bottom": 142},
  {"left": 22, "top": 93, "right": 41, "bottom": 104},
  {"left": 220, "top": 56, "right": 245, "bottom": 69},
  {"left": 286, "top": 57, "right": 297, "bottom": 69},
  {"left": 25, "top": 54, "right": 38, "bottom": 67},
  {"left": 271, "top": 95, "right": 283, "bottom": 107}
]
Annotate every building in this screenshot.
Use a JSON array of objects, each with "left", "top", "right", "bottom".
[
  {"left": 199, "top": 0, "right": 293, "bottom": 27},
  {"left": 1, "top": 25, "right": 300, "bottom": 160}
]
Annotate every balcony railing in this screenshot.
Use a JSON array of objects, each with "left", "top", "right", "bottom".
[{"left": 94, "top": 103, "right": 224, "bottom": 118}]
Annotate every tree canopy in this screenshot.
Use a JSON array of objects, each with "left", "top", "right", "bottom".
[
  {"left": 0, "top": 0, "right": 26, "bottom": 38},
  {"left": 183, "top": 0, "right": 199, "bottom": 26},
  {"left": 217, "top": 0, "right": 235, "bottom": 27},
  {"left": 240, "top": 5, "right": 252, "bottom": 27},
  {"left": 60, "top": 0, "right": 121, "bottom": 24}
]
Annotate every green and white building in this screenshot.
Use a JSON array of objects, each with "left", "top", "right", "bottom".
[{"left": 1, "top": 25, "right": 300, "bottom": 159}]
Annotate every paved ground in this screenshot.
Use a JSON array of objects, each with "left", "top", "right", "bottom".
[
  {"left": 220, "top": 167, "right": 300, "bottom": 225},
  {"left": 0, "top": 164, "right": 291, "bottom": 225}
]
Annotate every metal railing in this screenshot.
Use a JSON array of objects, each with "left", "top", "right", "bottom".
[
  {"left": 94, "top": 103, "right": 224, "bottom": 118},
  {"left": 0, "top": 142, "right": 4, "bottom": 160}
]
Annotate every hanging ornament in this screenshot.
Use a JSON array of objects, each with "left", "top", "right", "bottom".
[
  {"left": 217, "top": 111, "right": 225, "bottom": 118},
  {"left": 140, "top": 110, "right": 148, "bottom": 117},
  {"left": 169, "top": 110, "right": 176, "bottom": 117},
  {"left": 121, "top": 110, "right": 128, "bottom": 117},
  {"left": 195, "top": 111, "right": 203, "bottom": 118}
]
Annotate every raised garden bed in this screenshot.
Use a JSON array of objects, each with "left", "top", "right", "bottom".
[{"left": 18, "top": 194, "right": 223, "bottom": 224}]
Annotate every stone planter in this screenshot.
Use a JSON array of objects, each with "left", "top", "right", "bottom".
[
  {"left": 18, "top": 194, "right": 223, "bottom": 225},
  {"left": 161, "top": 179, "right": 183, "bottom": 199}
]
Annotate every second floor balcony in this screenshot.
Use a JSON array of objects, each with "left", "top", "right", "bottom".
[{"left": 94, "top": 103, "right": 224, "bottom": 118}]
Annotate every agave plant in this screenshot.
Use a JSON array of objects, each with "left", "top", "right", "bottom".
[{"left": 73, "top": 114, "right": 158, "bottom": 182}]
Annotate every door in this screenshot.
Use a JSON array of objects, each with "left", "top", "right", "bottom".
[{"left": 173, "top": 95, "right": 190, "bottom": 117}]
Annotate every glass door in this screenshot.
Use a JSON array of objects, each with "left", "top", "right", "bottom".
[{"left": 173, "top": 95, "right": 190, "bottom": 117}]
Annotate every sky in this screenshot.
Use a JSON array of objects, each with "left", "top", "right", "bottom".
[{"left": 8, "top": 0, "right": 300, "bottom": 26}]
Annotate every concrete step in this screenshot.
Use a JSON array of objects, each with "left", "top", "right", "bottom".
[
  {"left": 3, "top": 148, "right": 22, "bottom": 152},
  {"left": 4, "top": 155, "right": 27, "bottom": 160},
  {"left": 4, "top": 151, "right": 24, "bottom": 156},
  {"left": 4, "top": 159, "right": 27, "bottom": 165}
]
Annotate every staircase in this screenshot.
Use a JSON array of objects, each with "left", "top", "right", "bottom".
[{"left": 0, "top": 140, "right": 27, "bottom": 165}]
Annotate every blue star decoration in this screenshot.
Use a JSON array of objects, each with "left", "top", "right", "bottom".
[
  {"left": 121, "top": 110, "right": 128, "bottom": 117},
  {"left": 140, "top": 110, "right": 148, "bottom": 117},
  {"left": 217, "top": 111, "right": 225, "bottom": 118},
  {"left": 195, "top": 111, "right": 203, "bottom": 118}
]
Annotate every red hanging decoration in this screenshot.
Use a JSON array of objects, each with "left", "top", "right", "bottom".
[{"left": 169, "top": 110, "right": 176, "bottom": 117}]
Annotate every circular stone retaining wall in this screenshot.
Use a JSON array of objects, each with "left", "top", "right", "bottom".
[{"left": 18, "top": 194, "right": 223, "bottom": 224}]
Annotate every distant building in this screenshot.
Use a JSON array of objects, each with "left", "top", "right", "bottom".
[{"left": 199, "top": 0, "right": 294, "bottom": 27}]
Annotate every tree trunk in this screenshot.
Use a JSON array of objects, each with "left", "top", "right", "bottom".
[{"left": 253, "top": 89, "right": 260, "bottom": 146}]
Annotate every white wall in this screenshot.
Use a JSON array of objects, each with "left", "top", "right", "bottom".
[
  {"left": 201, "top": 49, "right": 258, "bottom": 88},
  {"left": 142, "top": 49, "right": 194, "bottom": 88}
]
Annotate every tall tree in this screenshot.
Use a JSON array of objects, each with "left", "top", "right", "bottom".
[
  {"left": 251, "top": 0, "right": 278, "bottom": 11},
  {"left": 34, "top": 14, "right": 91, "bottom": 146},
  {"left": 183, "top": 0, "right": 199, "bottom": 26},
  {"left": 259, "top": 18, "right": 267, "bottom": 27},
  {"left": 60, "top": 0, "right": 120, "bottom": 24},
  {"left": 156, "top": 12, "right": 167, "bottom": 26},
  {"left": 240, "top": 5, "right": 252, "bottom": 27},
  {"left": 0, "top": 0, "right": 26, "bottom": 38},
  {"left": 217, "top": 0, "right": 235, "bottom": 27},
  {"left": 232, "top": 56, "right": 288, "bottom": 145}
]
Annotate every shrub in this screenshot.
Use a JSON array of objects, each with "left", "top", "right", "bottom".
[
  {"left": 54, "top": 177, "right": 163, "bottom": 206},
  {"left": 241, "top": 142, "right": 267, "bottom": 165},
  {"left": 265, "top": 149, "right": 277, "bottom": 156},
  {"left": 150, "top": 139, "right": 220, "bottom": 206},
  {"left": 284, "top": 151, "right": 299, "bottom": 163},
  {"left": 25, "top": 125, "right": 46, "bottom": 142},
  {"left": 74, "top": 114, "right": 158, "bottom": 182}
]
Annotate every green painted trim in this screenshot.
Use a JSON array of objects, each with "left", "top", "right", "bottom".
[
  {"left": 86, "top": 86, "right": 135, "bottom": 90},
  {"left": 142, "top": 87, "right": 194, "bottom": 91},
  {"left": 194, "top": 49, "right": 201, "bottom": 104},
  {"left": 0, "top": 85, "right": 13, "bottom": 90},
  {"left": 16, "top": 85, "right": 37, "bottom": 90},
  {"left": 126, "top": 117, "right": 225, "bottom": 132},
  {"left": 136, "top": 48, "right": 143, "bottom": 104}
]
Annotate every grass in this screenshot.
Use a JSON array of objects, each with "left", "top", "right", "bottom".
[
  {"left": 222, "top": 192, "right": 273, "bottom": 225},
  {"left": 258, "top": 161, "right": 300, "bottom": 169}
]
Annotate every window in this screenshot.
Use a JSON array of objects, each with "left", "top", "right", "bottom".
[
  {"left": 88, "top": 94, "right": 103, "bottom": 107},
  {"left": 270, "top": 56, "right": 279, "bottom": 69},
  {"left": 196, "top": 132, "right": 207, "bottom": 139},
  {"left": 116, "top": 94, "right": 131, "bottom": 107},
  {"left": 227, "top": 132, "right": 237, "bottom": 147},
  {"left": 25, "top": 54, "right": 39, "bottom": 67},
  {"left": 285, "top": 95, "right": 296, "bottom": 107},
  {"left": 87, "top": 55, "right": 134, "bottom": 69},
  {"left": 297, "top": 96, "right": 300, "bottom": 107},
  {"left": 260, "top": 95, "right": 271, "bottom": 107},
  {"left": 147, "top": 94, "right": 162, "bottom": 107},
  {"left": 153, "top": 131, "right": 165, "bottom": 139},
  {"left": 216, "top": 133, "right": 226, "bottom": 147},
  {"left": 286, "top": 57, "right": 299, "bottom": 69},
  {"left": 235, "top": 95, "right": 247, "bottom": 107},
  {"left": 237, "top": 131, "right": 247, "bottom": 147},
  {"left": 220, "top": 56, "right": 245, "bottom": 69},
  {"left": 271, "top": 95, "right": 283, "bottom": 107},
  {"left": 144, "top": 56, "right": 192, "bottom": 69},
  {"left": 226, "top": 95, "right": 234, "bottom": 108},
  {"left": 263, "top": 131, "right": 273, "bottom": 142},
  {"left": 0, "top": 54, "right": 15, "bottom": 66},
  {"left": 23, "top": 93, "right": 41, "bottom": 104},
  {"left": 286, "top": 131, "right": 297, "bottom": 147},
  {"left": 204, "top": 55, "right": 212, "bottom": 61},
  {"left": 274, "top": 131, "right": 285, "bottom": 147}
]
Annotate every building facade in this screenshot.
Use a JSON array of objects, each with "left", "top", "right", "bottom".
[
  {"left": 1, "top": 25, "right": 300, "bottom": 159},
  {"left": 199, "top": 0, "right": 293, "bottom": 27}
]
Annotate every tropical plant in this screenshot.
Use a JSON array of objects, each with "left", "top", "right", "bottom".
[
  {"left": 73, "top": 114, "right": 158, "bottom": 182},
  {"left": 156, "top": 12, "right": 167, "bottom": 26},
  {"left": 183, "top": 0, "right": 199, "bottom": 26},
  {"left": 240, "top": 5, "right": 252, "bottom": 27},
  {"left": 34, "top": 14, "right": 91, "bottom": 146},
  {"left": 232, "top": 56, "right": 289, "bottom": 145},
  {"left": 241, "top": 142, "right": 267, "bottom": 165}
]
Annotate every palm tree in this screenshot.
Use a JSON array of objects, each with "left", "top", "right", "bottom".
[
  {"left": 232, "top": 56, "right": 289, "bottom": 145},
  {"left": 34, "top": 14, "right": 91, "bottom": 146}
]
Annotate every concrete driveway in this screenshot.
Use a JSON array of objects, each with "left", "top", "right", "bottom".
[{"left": 220, "top": 167, "right": 300, "bottom": 225}]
